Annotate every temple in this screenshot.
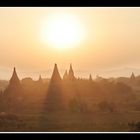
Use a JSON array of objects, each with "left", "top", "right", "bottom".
[
  {"left": 68, "top": 64, "right": 76, "bottom": 81},
  {"left": 37, "top": 75, "right": 43, "bottom": 85},
  {"left": 89, "top": 74, "right": 92, "bottom": 82},
  {"left": 130, "top": 72, "right": 135, "bottom": 80},
  {"left": 45, "top": 63, "right": 65, "bottom": 111},
  {"left": 63, "top": 64, "right": 76, "bottom": 81},
  {"left": 9, "top": 67, "right": 21, "bottom": 87},
  {"left": 3, "top": 67, "right": 23, "bottom": 111},
  {"left": 50, "top": 63, "right": 62, "bottom": 83}
]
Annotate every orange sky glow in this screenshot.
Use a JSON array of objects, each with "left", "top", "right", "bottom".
[{"left": 0, "top": 7, "right": 140, "bottom": 80}]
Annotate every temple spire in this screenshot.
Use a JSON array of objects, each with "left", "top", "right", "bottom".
[
  {"left": 130, "top": 72, "right": 135, "bottom": 79},
  {"left": 69, "top": 64, "right": 74, "bottom": 75},
  {"left": 68, "top": 64, "right": 76, "bottom": 81},
  {"left": 39, "top": 75, "right": 42, "bottom": 81},
  {"left": 51, "top": 63, "right": 61, "bottom": 83},
  {"left": 38, "top": 75, "right": 43, "bottom": 84},
  {"left": 46, "top": 64, "right": 65, "bottom": 111},
  {"left": 9, "top": 67, "right": 20, "bottom": 86},
  {"left": 3, "top": 67, "right": 23, "bottom": 111},
  {"left": 89, "top": 74, "right": 92, "bottom": 81}
]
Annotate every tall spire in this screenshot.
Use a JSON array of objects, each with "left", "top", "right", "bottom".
[
  {"left": 3, "top": 67, "right": 23, "bottom": 111},
  {"left": 68, "top": 64, "right": 76, "bottom": 81},
  {"left": 69, "top": 64, "right": 74, "bottom": 75},
  {"left": 9, "top": 67, "right": 20, "bottom": 86},
  {"left": 89, "top": 74, "right": 92, "bottom": 81},
  {"left": 46, "top": 64, "right": 65, "bottom": 111},
  {"left": 51, "top": 63, "right": 61, "bottom": 83},
  {"left": 39, "top": 75, "right": 42, "bottom": 81},
  {"left": 38, "top": 75, "right": 43, "bottom": 84},
  {"left": 130, "top": 72, "right": 135, "bottom": 79}
]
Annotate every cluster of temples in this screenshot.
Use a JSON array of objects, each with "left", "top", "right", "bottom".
[
  {"left": 63, "top": 64, "right": 76, "bottom": 81},
  {"left": 0, "top": 63, "right": 137, "bottom": 113},
  {"left": 9, "top": 63, "right": 78, "bottom": 85},
  {"left": 0, "top": 64, "right": 93, "bottom": 112}
]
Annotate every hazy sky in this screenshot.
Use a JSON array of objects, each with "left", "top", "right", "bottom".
[{"left": 0, "top": 7, "right": 140, "bottom": 80}]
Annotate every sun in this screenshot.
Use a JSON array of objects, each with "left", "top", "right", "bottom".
[{"left": 40, "top": 13, "right": 85, "bottom": 49}]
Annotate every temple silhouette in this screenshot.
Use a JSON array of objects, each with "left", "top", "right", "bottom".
[
  {"left": 0, "top": 63, "right": 138, "bottom": 114},
  {"left": 2, "top": 67, "right": 23, "bottom": 112},
  {"left": 0, "top": 63, "right": 138, "bottom": 132},
  {"left": 45, "top": 63, "right": 64, "bottom": 111}
]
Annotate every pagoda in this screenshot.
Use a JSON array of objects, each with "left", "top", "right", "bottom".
[
  {"left": 46, "top": 64, "right": 65, "bottom": 111},
  {"left": 9, "top": 67, "right": 21, "bottom": 87},
  {"left": 3, "top": 67, "right": 23, "bottom": 112},
  {"left": 68, "top": 64, "right": 76, "bottom": 81},
  {"left": 89, "top": 74, "right": 93, "bottom": 82}
]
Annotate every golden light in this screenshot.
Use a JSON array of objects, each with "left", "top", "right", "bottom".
[{"left": 40, "top": 13, "right": 85, "bottom": 49}]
